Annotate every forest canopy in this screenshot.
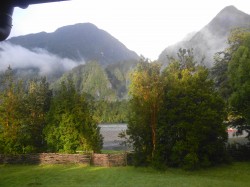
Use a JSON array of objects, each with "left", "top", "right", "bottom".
[{"left": 0, "top": 67, "right": 103, "bottom": 154}]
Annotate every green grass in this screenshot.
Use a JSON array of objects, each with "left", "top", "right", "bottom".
[
  {"left": 101, "top": 150, "right": 125, "bottom": 154},
  {"left": 0, "top": 162, "right": 250, "bottom": 187}
]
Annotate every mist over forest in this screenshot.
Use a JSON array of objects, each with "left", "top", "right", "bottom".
[{"left": 0, "top": 42, "right": 84, "bottom": 82}]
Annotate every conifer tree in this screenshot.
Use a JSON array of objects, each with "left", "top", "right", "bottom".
[
  {"left": 44, "top": 76, "right": 103, "bottom": 153},
  {"left": 23, "top": 77, "right": 52, "bottom": 152},
  {"left": 0, "top": 66, "right": 27, "bottom": 154}
]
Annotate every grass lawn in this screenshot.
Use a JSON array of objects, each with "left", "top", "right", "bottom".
[{"left": 0, "top": 162, "right": 249, "bottom": 187}]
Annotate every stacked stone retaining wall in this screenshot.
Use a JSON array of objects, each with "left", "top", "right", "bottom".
[
  {"left": 92, "top": 153, "right": 127, "bottom": 167},
  {"left": 0, "top": 153, "right": 127, "bottom": 166},
  {"left": 0, "top": 153, "right": 91, "bottom": 165}
]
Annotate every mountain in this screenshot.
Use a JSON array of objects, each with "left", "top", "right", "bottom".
[
  {"left": 1, "top": 22, "right": 139, "bottom": 100},
  {"left": 52, "top": 60, "right": 138, "bottom": 100},
  {"left": 159, "top": 6, "right": 250, "bottom": 67},
  {"left": 8, "top": 23, "right": 139, "bottom": 65}
]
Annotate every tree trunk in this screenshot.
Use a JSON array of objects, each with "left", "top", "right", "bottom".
[{"left": 151, "top": 104, "right": 157, "bottom": 157}]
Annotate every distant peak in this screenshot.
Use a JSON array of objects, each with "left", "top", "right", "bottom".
[
  {"left": 222, "top": 5, "right": 238, "bottom": 12},
  {"left": 218, "top": 5, "right": 246, "bottom": 16},
  {"left": 73, "top": 23, "right": 98, "bottom": 28},
  {"left": 54, "top": 22, "right": 99, "bottom": 33},
  {"left": 208, "top": 5, "right": 250, "bottom": 30}
]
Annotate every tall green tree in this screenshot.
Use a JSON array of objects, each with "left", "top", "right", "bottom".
[
  {"left": 211, "top": 28, "right": 250, "bottom": 100},
  {"left": 211, "top": 51, "right": 231, "bottom": 100},
  {"left": 0, "top": 67, "right": 28, "bottom": 154},
  {"left": 156, "top": 52, "right": 228, "bottom": 169},
  {"left": 211, "top": 28, "right": 250, "bottom": 139},
  {"left": 44, "top": 76, "right": 103, "bottom": 153},
  {"left": 127, "top": 58, "right": 163, "bottom": 165},
  {"left": 228, "top": 31, "right": 250, "bottom": 137},
  {"left": 23, "top": 77, "right": 52, "bottom": 152}
]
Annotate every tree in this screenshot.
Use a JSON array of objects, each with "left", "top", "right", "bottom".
[
  {"left": 127, "top": 58, "right": 163, "bottom": 165},
  {"left": 211, "top": 51, "right": 232, "bottom": 100},
  {"left": 23, "top": 77, "right": 52, "bottom": 152},
  {"left": 212, "top": 28, "right": 250, "bottom": 140},
  {"left": 93, "top": 100, "right": 128, "bottom": 123},
  {"left": 156, "top": 49, "right": 228, "bottom": 169},
  {"left": 0, "top": 66, "right": 28, "bottom": 154},
  {"left": 44, "top": 76, "right": 103, "bottom": 153},
  {"left": 211, "top": 28, "right": 250, "bottom": 100},
  {"left": 228, "top": 31, "right": 250, "bottom": 138}
]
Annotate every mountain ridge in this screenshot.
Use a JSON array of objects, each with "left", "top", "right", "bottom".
[
  {"left": 8, "top": 23, "right": 139, "bottom": 65},
  {"left": 159, "top": 5, "right": 250, "bottom": 67}
]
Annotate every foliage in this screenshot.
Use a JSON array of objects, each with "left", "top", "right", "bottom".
[
  {"left": 157, "top": 50, "right": 228, "bottom": 169},
  {"left": 127, "top": 95, "right": 153, "bottom": 166},
  {"left": 51, "top": 60, "right": 138, "bottom": 124},
  {"left": 105, "top": 60, "right": 138, "bottom": 99},
  {"left": 212, "top": 28, "right": 250, "bottom": 139},
  {"left": 44, "top": 77, "right": 103, "bottom": 153},
  {"left": 227, "top": 28, "right": 250, "bottom": 52},
  {"left": 0, "top": 67, "right": 27, "bottom": 154},
  {"left": 23, "top": 77, "right": 52, "bottom": 152},
  {"left": 0, "top": 67, "right": 53, "bottom": 154},
  {"left": 211, "top": 51, "right": 232, "bottom": 100},
  {"left": 211, "top": 28, "right": 250, "bottom": 100},
  {"left": 94, "top": 100, "right": 128, "bottom": 123},
  {"left": 227, "top": 30, "right": 250, "bottom": 139},
  {"left": 128, "top": 49, "right": 228, "bottom": 169},
  {"left": 0, "top": 67, "right": 103, "bottom": 154},
  {"left": 52, "top": 60, "right": 139, "bottom": 101},
  {"left": 53, "top": 61, "right": 116, "bottom": 101},
  {"left": 127, "top": 58, "right": 163, "bottom": 165}
]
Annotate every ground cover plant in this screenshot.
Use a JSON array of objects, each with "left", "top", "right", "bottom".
[{"left": 0, "top": 162, "right": 249, "bottom": 187}]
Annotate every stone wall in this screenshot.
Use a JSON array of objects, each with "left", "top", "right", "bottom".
[
  {"left": 0, "top": 153, "right": 91, "bottom": 165},
  {"left": 92, "top": 153, "right": 127, "bottom": 167},
  {"left": 0, "top": 153, "right": 127, "bottom": 166}
]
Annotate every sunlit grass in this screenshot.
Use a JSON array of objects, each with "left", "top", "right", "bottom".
[
  {"left": 0, "top": 162, "right": 250, "bottom": 187},
  {"left": 101, "top": 149, "right": 125, "bottom": 154}
]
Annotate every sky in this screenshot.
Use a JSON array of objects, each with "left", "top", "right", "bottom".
[{"left": 10, "top": 0, "right": 250, "bottom": 60}]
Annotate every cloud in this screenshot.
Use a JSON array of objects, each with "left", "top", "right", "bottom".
[{"left": 0, "top": 42, "right": 84, "bottom": 75}]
